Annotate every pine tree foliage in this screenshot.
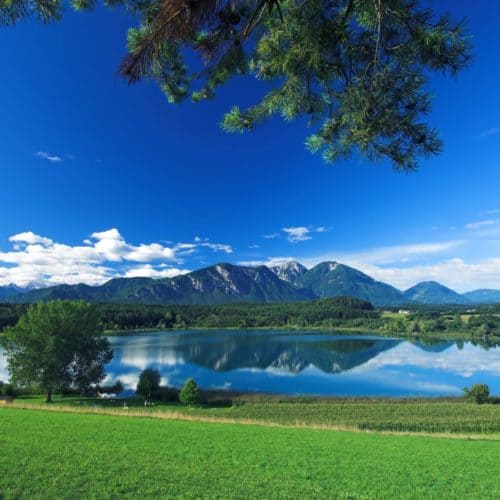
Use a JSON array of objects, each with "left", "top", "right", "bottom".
[{"left": 1, "top": 0, "right": 471, "bottom": 169}]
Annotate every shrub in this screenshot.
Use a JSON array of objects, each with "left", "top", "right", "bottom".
[
  {"left": 179, "top": 378, "right": 200, "bottom": 405},
  {"left": 463, "top": 384, "right": 490, "bottom": 404},
  {"left": 153, "top": 386, "right": 180, "bottom": 402},
  {"left": 1, "top": 383, "right": 19, "bottom": 398},
  {"left": 98, "top": 380, "right": 124, "bottom": 395}
]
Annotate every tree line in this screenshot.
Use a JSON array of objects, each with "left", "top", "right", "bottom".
[{"left": 1, "top": 300, "right": 499, "bottom": 339}]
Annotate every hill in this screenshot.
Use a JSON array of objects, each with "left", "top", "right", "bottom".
[
  {"left": 0, "top": 285, "right": 27, "bottom": 300},
  {"left": 404, "top": 281, "right": 469, "bottom": 305},
  {"left": 295, "top": 262, "right": 407, "bottom": 306},
  {"left": 463, "top": 289, "right": 500, "bottom": 304}
]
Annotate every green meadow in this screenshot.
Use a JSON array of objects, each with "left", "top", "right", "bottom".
[
  {"left": 13, "top": 394, "right": 500, "bottom": 434},
  {"left": 1, "top": 407, "right": 500, "bottom": 499}
]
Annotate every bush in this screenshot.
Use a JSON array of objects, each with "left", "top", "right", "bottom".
[
  {"left": 179, "top": 378, "right": 200, "bottom": 405},
  {"left": 463, "top": 384, "right": 490, "bottom": 404},
  {"left": 153, "top": 386, "right": 180, "bottom": 402},
  {"left": 1, "top": 383, "right": 19, "bottom": 398},
  {"left": 98, "top": 380, "right": 124, "bottom": 395}
]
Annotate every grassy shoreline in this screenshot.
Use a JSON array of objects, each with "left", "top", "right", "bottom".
[{"left": 9, "top": 393, "right": 500, "bottom": 436}]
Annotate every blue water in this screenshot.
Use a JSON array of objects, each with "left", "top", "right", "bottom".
[{"left": 2, "top": 330, "right": 499, "bottom": 397}]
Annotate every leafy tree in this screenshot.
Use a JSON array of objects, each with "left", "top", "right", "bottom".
[
  {"left": 476, "top": 323, "right": 491, "bottom": 337},
  {"left": 136, "top": 368, "right": 161, "bottom": 403},
  {"left": 179, "top": 378, "right": 200, "bottom": 405},
  {"left": 450, "top": 313, "right": 463, "bottom": 330},
  {"left": 0, "top": 1, "right": 471, "bottom": 170},
  {"left": 2, "top": 301, "right": 112, "bottom": 402},
  {"left": 463, "top": 384, "right": 490, "bottom": 404}
]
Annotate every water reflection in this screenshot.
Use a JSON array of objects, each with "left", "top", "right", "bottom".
[{"left": 2, "top": 330, "right": 500, "bottom": 397}]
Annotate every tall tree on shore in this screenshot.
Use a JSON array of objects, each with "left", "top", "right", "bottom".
[
  {"left": 0, "top": 1, "right": 471, "bottom": 169},
  {"left": 2, "top": 301, "right": 113, "bottom": 402}
]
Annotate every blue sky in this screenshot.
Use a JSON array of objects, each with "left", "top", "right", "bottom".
[{"left": 0, "top": 1, "right": 499, "bottom": 292}]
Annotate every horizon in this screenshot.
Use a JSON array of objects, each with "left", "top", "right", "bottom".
[
  {"left": 1, "top": 253, "right": 496, "bottom": 295},
  {"left": 1, "top": 1, "right": 500, "bottom": 293}
]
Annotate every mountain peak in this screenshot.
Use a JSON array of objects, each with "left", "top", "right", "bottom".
[
  {"left": 5, "top": 260, "right": 497, "bottom": 306},
  {"left": 410, "top": 280, "right": 444, "bottom": 287},
  {"left": 404, "top": 281, "right": 468, "bottom": 304},
  {"left": 296, "top": 261, "right": 406, "bottom": 306},
  {"left": 268, "top": 260, "right": 307, "bottom": 283}
]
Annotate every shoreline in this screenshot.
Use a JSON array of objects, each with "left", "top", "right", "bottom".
[
  {"left": 103, "top": 325, "right": 500, "bottom": 344},
  {"left": 4, "top": 395, "right": 500, "bottom": 438}
]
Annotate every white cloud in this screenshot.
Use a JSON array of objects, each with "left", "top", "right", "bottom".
[
  {"left": 300, "top": 240, "right": 463, "bottom": 268},
  {"left": 465, "top": 218, "right": 500, "bottom": 230},
  {"left": 238, "top": 256, "right": 297, "bottom": 267},
  {"left": 9, "top": 232, "right": 53, "bottom": 246},
  {"left": 124, "top": 265, "right": 190, "bottom": 279},
  {"left": 281, "top": 226, "right": 328, "bottom": 243},
  {"left": 0, "top": 229, "right": 231, "bottom": 287},
  {"left": 282, "top": 227, "right": 312, "bottom": 243},
  {"left": 262, "top": 233, "right": 279, "bottom": 239},
  {"left": 35, "top": 151, "right": 63, "bottom": 163},
  {"left": 200, "top": 243, "right": 233, "bottom": 254},
  {"left": 356, "top": 258, "right": 500, "bottom": 293}
]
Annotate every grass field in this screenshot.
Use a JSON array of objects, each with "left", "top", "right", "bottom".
[
  {"left": 1, "top": 407, "right": 499, "bottom": 499},
  {"left": 14, "top": 394, "right": 500, "bottom": 434}
]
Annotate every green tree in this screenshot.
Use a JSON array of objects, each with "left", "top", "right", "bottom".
[
  {"left": 1, "top": 1, "right": 471, "bottom": 170},
  {"left": 136, "top": 368, "right": 161, "bottom": 403},
  {"left": 179, "top": 378, "right": 200, "bottom": 406},
  {"left": 2, "top": 301, "right": 112, "bottom": 402},
  {"left": 476, "top": 323, "right": 491, "bottom": 338},
  {"left": 450, "top": 314, "right": 463, "bottom": 331},
  {"left": 463, "top": 384, "right": 490, "bottom": 405}
]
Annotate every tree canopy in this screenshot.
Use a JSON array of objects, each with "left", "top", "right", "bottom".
[
  {"left": 2, "top": 300, "right": 112, "bottom": 402},
  {"left": 179, "top": 377, "right": 200, "bottom": 405},
  {"left": 1, "top": 0, "right": 471, "bottom": 169},
  {"left": 136, "top": 368, "right": 161, "bottom": 402}
]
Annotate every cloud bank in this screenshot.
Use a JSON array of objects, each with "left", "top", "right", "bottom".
[{"left": 0, "top": 229, "right": 232, "bottom": 287}]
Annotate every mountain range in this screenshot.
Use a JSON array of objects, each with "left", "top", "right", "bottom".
[{"left": 1, "top": 261, "right": 499, "bottom": 306}]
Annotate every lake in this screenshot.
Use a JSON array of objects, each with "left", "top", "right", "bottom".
[{"left": 1, "top": 330, "right": 500, "bottom": 397}]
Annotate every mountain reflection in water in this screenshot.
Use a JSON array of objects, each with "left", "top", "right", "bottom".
[{"left": 98, "top": 331, "right": 500, "bottom": 397}]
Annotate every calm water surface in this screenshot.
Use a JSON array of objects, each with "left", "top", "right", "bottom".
[{"left": 2, "top": 330, "right": 500, "bottom": 397}]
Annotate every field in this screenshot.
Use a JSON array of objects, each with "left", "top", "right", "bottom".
[
  {"left": 1, "top": 407, "right": 500, "bottom": 499},
  {"left": 13, "top": 394, "right": 500, "bottom": 435}
]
